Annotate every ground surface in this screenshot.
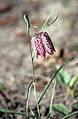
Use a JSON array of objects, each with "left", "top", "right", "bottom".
[{"left": 0, "top": 0, "right": 78, "bottom": 119}]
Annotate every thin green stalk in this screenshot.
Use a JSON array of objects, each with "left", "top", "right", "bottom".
[
  {"left": 49, "top": 80, "right": 56, "bottom": 115},
  {"left": 37, "top": 58, "right": 73, "bottom": 105},
  {"left": 31, "top": 25, "right": 39, "bottom": 33},
  {"left": 40, "top": 12, "right": 58, "bottom": 32},
  {"left": 47, "top": 13, "right": 59, "bottom": 26},
  {"left": 33, "top": 82, "right": 40, "bottom": 118},
  {"left": 24, "top": 14, "right": 40, "bottom": 118},
  {"left": 30, "top": 108, "right": 35, "bottom": 116},
  {"left": 61, "top": 111, "right": 78, "bottom": 119},
  {"left": 25, "top": 81, "right": 34, "bottom": 116},
  {"left": 40, "top": 11, "right": 53, "bottom": 32},
  {"left": 0, "top": 108, "right": 40, "bottom": 119}
]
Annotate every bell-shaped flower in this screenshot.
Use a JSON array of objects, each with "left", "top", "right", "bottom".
[{"left": 31, "top": 32, "right": 55, "bottom": 58}]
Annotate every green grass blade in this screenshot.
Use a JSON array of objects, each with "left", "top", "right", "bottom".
[
  {"left": 0, "top": 108, "right": 26, "bottom": 116},
  {"left": 25, "top": 81, "right": 34, "bottom": 116},
  {"left": 47, "top": 13, "right": 59, "bottom": 26},
  {"left": 33, "top": 81, "right": 41, "bottom": 118},
  {"left": 49, "top": 80, "right": 56, "bottom": 116},
  {"left": 37, "top": 58, "right": 73, "bottom": 105},
  {"left": 40, "top": 12, "right": 58, "bottom": 32},
  {"left": 0, "top": 108, "right": 40, "bottom": 119},
  {"left": 40, "top": 11, "right": 53, "bottom": 32},
  {"left": 61, "top": 111, "right": 78, "bottom": 119}
]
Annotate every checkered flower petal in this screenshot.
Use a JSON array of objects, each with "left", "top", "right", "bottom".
[
  {"left": 31, "top": 34, "right": 46, "bottom": 58},
  {"left": 31, "top": 36, "right": 38, "bottom": 57},
  {"left": 41, "top": 32, "right": 55, "bottom": 54},
  {"left": 31, "top": 32, "right": 55, "bottom": 58}
]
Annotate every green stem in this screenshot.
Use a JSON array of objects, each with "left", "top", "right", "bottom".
[
  {"left": 31, "top": 25, "right": 39, "bottom": 33},
  {"left": 24, "top": 14, "right": 40, "bottom": 118}
]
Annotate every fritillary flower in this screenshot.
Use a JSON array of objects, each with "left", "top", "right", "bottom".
[{"left": 31, "top": 32, "right": 55, "bottom": 58}]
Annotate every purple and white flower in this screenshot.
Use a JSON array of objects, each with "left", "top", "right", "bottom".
[{"left": 31, "top": 32, "right": 55, "bottom": 58}]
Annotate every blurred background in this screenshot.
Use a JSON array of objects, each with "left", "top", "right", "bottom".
[{"left": 0, "top": 0, "right": 78, "bottom": 118}]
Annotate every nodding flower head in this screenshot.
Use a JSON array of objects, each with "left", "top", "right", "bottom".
[{"left": 31, "top": 32, "right": 55, "bottom": 58}]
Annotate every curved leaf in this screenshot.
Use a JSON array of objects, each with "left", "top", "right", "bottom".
[{"left": 53, "top": 103, "right": 69, "bottom": 115}]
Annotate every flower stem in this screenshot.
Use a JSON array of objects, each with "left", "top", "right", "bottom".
[{"left": 24, "top": 14, "right": 40, "bottom": 118}]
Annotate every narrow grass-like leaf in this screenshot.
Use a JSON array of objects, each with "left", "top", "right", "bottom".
[
  {"left": 40, "top": 12, "right": 58, "bottom": 32},
  {"left": 40, "top": 12, "right": 53, "bottom": 32},
  {"left": 0, "top": 108, "right": 40, "bottom": 119},
  {"left": 49, "top": 80, "right": 56, "bottom": 116},
  {"left": 47, "top": 13, "right": 59, "bottom": 26},
  {"left": 61, "top": 111, "right": 78, "bottom": 119},
  {"left": 37, "top": 58, "right": 73, "bottom": 105},
  {"left": 25, "top": 81, "right": 34, "bottom": 116},
  {"left": 29, "top": 108, "right": 35, "bottom": 116},
  {"left": 33, "top": 82, "right": 40, "bottom": 117}
]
